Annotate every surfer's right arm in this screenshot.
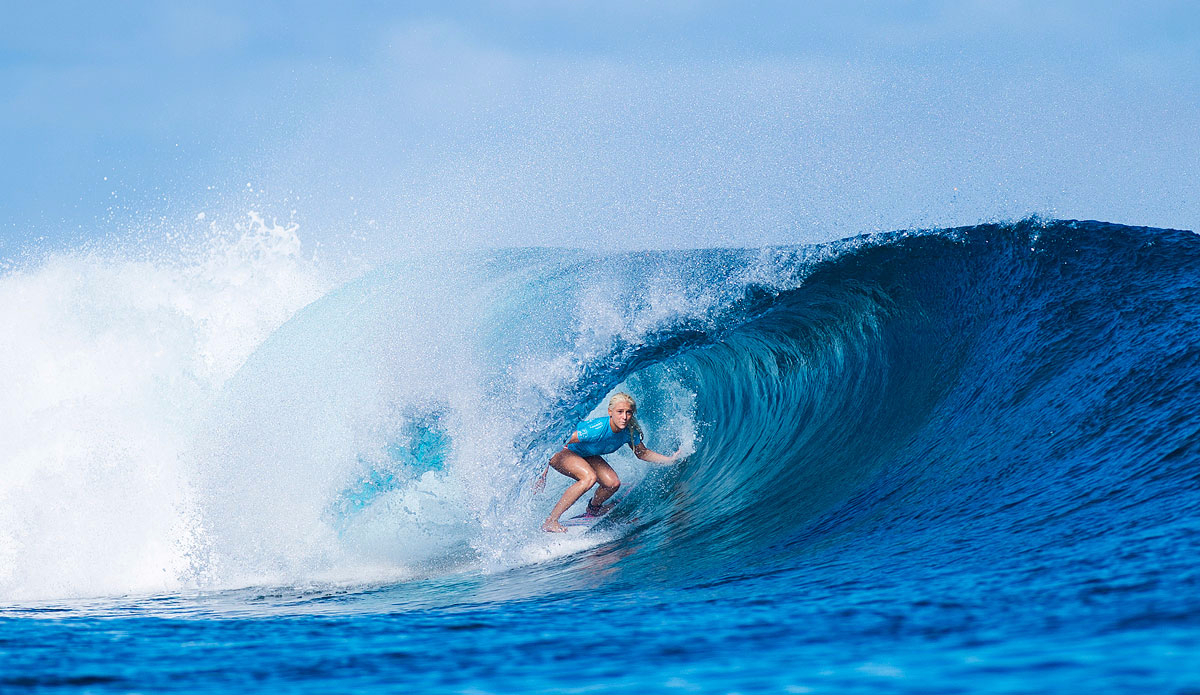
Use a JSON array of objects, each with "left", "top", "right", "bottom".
[{"left": 632, "top": 443, "right": 678, "bottom": 465}]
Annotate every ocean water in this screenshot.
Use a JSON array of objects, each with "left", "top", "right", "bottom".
[{"left": 1, "top": 218, "right": 1198, "bottom": 693}]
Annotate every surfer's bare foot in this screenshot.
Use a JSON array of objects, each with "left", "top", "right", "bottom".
[{"left": 542, "top": 519, "right": 567, "bottom": 533}]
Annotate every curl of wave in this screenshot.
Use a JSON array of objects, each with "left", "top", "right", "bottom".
[{"left": 3, "top": 219, "right": 1197, "bottom": 602}]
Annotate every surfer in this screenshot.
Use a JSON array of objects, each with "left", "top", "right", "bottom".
[{"left": 535, "top": 392, "right": 678, "bottom": 533}]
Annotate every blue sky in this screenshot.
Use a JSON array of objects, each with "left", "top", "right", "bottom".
[{"left": 3, "top": 1, "right": 1198, "bottom": 258}]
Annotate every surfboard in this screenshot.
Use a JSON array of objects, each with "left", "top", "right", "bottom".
[
  {"left": 548, "top": 477, "right": 640, "bottom": 535},
  {"left": 559, "top": 511, "right": 607, "bottom": 534}
]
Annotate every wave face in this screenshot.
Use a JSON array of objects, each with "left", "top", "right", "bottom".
[
  {"left": 2, "top": 219, "right": 1198, "bottom": 606},
  {"left": 3, "top": 218, "right": 1199, "bottom": 690},
  {"left": 625, "top": 219, "right": 1200, "bottom": 598}
]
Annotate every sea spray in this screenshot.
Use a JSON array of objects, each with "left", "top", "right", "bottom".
[{"left": 0, "top": 214, "right": 328, "bottom": 600}]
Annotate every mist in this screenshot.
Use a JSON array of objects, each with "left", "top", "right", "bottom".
[{"left": 3, "top": 2, "right": 1197, "bottom": 263}]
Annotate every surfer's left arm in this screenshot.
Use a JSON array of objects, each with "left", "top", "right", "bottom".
[{"left": 632, "top": 443, "right": 678, "bottom": 465}]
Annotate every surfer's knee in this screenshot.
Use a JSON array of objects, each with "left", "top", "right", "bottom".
[
  {"left": 598, "top": 477, "right": 620, "bottom": 492},
  {"left": 577, "top": 470, "right": 598, "bottom": 488}
]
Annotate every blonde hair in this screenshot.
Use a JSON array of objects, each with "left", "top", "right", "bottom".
[{"left": 609, "top": 392, "right": 644, "bottom": 446}]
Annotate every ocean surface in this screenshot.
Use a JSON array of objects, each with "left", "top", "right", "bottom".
[{"left": 1, "top": 218, "right": 1198, "bottom": 693}]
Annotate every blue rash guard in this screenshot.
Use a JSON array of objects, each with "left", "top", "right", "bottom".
[{"left": 567, "top": 416, "right": 643, "bottom": 458}]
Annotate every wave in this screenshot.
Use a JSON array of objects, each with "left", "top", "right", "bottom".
[
  {"left": 613, "top": 220, "right": 1200, "bottom": 588},
  {"left": 2, "top": 218, "right": 1198, "bottom": 602}
]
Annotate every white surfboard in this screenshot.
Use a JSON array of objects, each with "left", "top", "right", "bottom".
[
  {"left": 558, "top": 512, "right": 607, "bottom": 534},
  {"left": 548, "top": 475, "right": 643, "bottom": 535}
]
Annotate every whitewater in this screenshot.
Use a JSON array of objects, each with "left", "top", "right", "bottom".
[{"left": 1, "top": 217, "right": 1198, "bottom": 693}]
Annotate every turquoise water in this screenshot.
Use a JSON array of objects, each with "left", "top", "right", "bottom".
[{"left": 2, "top": 220, "right": 1199, "bottom": 692}]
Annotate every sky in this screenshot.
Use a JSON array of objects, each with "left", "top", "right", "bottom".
[{"left": 2, "top": 1, "right": 1198, "bottom": 259}]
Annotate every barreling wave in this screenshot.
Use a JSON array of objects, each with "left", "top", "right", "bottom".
[
  {"left": 2, "top": 218, "right": 1198, "bottom": 602},
  {"left": 605, "top": 220, "right": 1200, "bottom": 591}
]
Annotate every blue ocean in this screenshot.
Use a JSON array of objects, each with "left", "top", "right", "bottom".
[{"left": 1, "top": 218, "right": 1198, "bottom": 693}]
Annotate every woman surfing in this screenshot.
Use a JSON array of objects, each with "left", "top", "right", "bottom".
[{"left": 534, "top": 392, "right": 678, "bottom": 533}]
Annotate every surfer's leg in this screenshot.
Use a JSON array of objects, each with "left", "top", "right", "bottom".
[
  {"left": 542, "top": 449, "right": 598, "bottom": 532},
  {"left": 586, "top": 456, "right": 620, "bottom": 512}
]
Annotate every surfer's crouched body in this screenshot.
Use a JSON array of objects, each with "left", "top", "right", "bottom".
[{"left": 536, "top": 392, "right": 677, "bottom": 533}]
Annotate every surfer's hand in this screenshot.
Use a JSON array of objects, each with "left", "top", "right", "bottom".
[{"left": 532, "top": 468, "right": 547, "bottom": 494}]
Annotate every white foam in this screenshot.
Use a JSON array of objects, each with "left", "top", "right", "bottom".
[
  {"left": 0, "top": 232, "right": 709, "bottom": 602},
  {"left": 0, "top": 214, "right": 329, "bottom": 601}
]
